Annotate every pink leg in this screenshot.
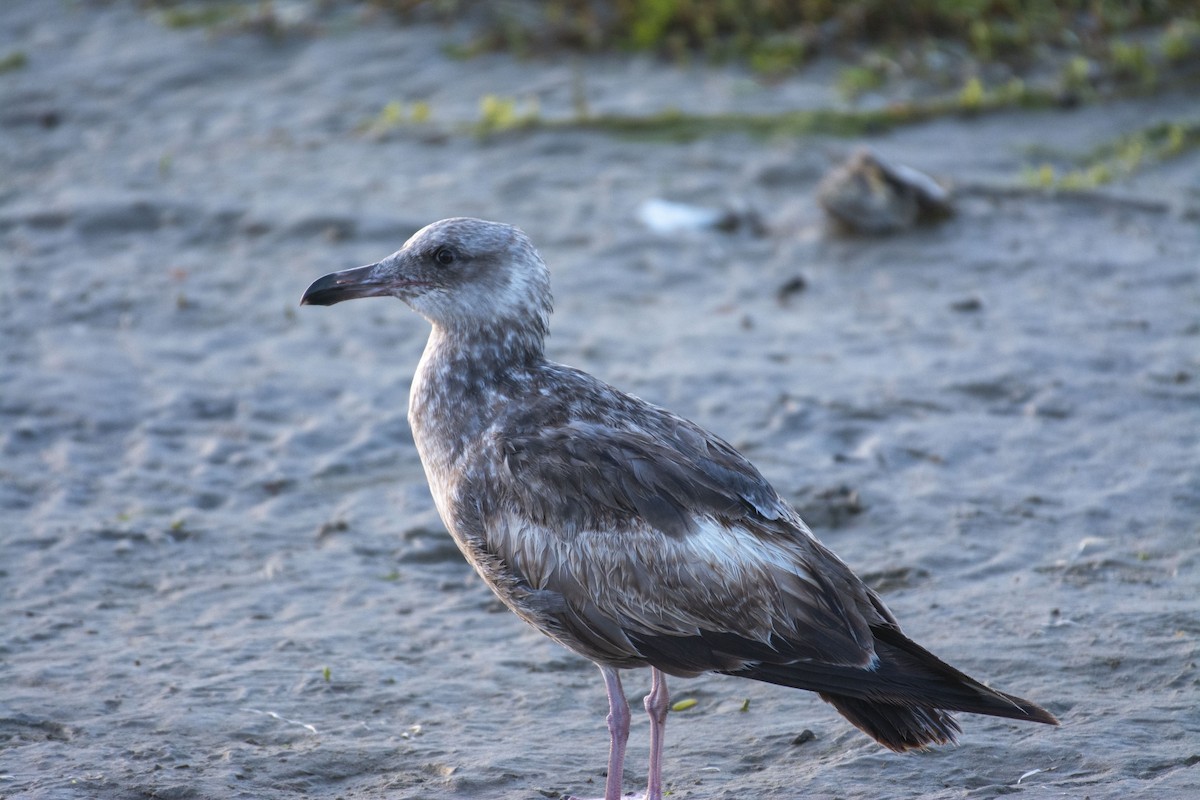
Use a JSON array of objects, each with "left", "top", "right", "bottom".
[
  {"left": 566, "top": 666, "right": 630, "bottom": 800},
  {"left": 643, "top": 668, "right": 669, "bottom": 800},
  {"left": 601, "top": 665, "right": 630, "bottom": 800}
]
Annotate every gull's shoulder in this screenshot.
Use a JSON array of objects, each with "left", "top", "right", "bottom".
[{"left": 480, "top": 359, "right": 795, "bottom": 537}]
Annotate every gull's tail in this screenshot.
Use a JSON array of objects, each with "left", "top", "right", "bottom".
[{"left": 734, "top": 624, "right": 1059, "bottom": 752}]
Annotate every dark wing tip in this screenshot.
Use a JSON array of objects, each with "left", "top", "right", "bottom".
[{"left": 1010, "top": 697, "right": 1060, "bottom": 726}]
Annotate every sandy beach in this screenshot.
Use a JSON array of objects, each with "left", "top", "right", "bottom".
[{"left": 2, "top": 2, "right": 1198, "bottom": 798}]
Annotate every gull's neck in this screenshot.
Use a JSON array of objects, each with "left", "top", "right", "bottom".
[
  {"left": 408, "top": 319, "right": 546, "bottom": 477},
  {"left": 417, "top": 318, "right": 547, "bottom": 388}
]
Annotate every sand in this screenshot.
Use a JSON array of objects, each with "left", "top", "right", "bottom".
[{"left": 2, "top": 2, "right": 1198, "bottom": 798}]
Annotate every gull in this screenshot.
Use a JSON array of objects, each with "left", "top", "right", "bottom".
[{"left": 301, "top": 218, "right": 1057, "bottom": 799}]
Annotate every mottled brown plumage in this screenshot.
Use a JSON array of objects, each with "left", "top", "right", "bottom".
[{"left": 301, "top": 218, "right": 1057, "bottom": 800}]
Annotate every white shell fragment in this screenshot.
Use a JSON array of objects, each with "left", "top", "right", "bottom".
[{"left": 637, "top": 198, "right": 763, "bottom": 235}]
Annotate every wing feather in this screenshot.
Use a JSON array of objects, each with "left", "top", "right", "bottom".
[{"left": 463, "top": 376, "right": 883, "bottom": 675}]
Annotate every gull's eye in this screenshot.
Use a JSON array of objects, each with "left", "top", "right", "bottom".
[{"left": 433, "top": 246, "right": 456, "bottom": 267}]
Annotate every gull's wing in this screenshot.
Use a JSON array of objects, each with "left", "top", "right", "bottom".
[
  {"left": 462, "top": 379, "right": 889, "bottom": 675},
  {"left": 448, "top": 368, "right": 1057, "bottom": 752}
]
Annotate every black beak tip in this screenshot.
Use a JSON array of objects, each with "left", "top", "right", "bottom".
[
  {"left": 300, "top": 272, "right": 351, "bottom": 307},
  {"left": 299, "top": 290, "right": 337, "bottom": 307},
  {"left": 301, "top": 263, "right": 386, "bottom": 307}
]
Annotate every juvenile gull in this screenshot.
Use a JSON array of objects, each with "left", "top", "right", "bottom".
[{"left": 301, "top": 218, "right": 1057, "bottom": 799}]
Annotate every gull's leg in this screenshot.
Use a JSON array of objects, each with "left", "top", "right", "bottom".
[
  {"left": 643, "top": 667, "right": 669, "bottom": 800},
  {"left": 601, "top": 665, "right": 630, "bottom": 800},
  {"left": 566, "top": 666, "right": 630, "bottom": 800}
]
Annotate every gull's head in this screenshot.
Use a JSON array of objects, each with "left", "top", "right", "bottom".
[{"left": 301, "top": 217, "right": 552, "bottom": 337}]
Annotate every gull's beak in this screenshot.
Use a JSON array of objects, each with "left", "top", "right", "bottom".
[{"left": 300, "top": 263, "right": 387, "bottom": 306}]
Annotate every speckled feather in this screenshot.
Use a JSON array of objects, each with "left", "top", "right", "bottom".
[{"left": 302, "top": 217, "right": 1057, "bottom": 755}]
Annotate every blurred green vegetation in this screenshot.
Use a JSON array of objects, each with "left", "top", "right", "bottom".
[
  {"left": 366, "top": 1, "right": 1199, "bottom": 67},
  {"left": 360, "top": 0, "right": 1200, "bottom": 139},
  {"left": 0, "top": 50, "right": 28, "bottom": 74},
  {"left": 141, "top": 0, "right": 1200, "bottom": 158},
  {"left": 357, "top": 76, "right": 1067, "bottom": 144},
  {"left": 364, "top": 1, "right": 1200, "bottom": 111},
  {"left": 1025, "top": 119, "right": 1200, "bottom": 189},
  {"left": 141, "top": 2, "right": 1200, "bottom": 89},
  {"left": 150, "top": 1, "right": 265, "bottom": 29}
]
